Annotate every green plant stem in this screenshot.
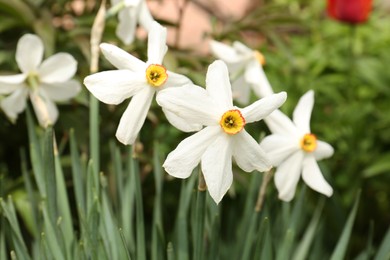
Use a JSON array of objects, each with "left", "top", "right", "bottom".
[
  {"left": 193, "top": 170, "right": 207, "bottom": 260},
  {"left": 255, "top": 169, "right": 273, "bottom": 212}
]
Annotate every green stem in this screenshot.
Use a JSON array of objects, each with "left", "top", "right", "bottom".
[
  {"left": 193, "top": 170, "right": 206, "bottom": 260},
  {"left": 89, "top": 96, "right": 100, "bottom": 174}
]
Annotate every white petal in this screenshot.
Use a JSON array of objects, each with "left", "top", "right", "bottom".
[
  {"left": 116, "top": 8, "right": 137, "bottom": 45},
  {"left": 201, "top": 134, "right": 233, "bottom": 204},
  {"left": 162, "top": 71, "right": 191, "bottom": 89},
  {"left": 232, "top": 130, "right": 271, "bottom": 172},
  {"left": 147, "top": 21, "right": 167, "bottom": 64},
  {"left": 41, "top": 80, "right": 81, "bottom": 102},
  {"left": 0, "top": 74, "right": 26, "bottom": 94},
  {"left": 274, "top": 150, "right": 304, "bottom": 202},
  {"left": 0, "top": 87, "right": 28, "bottom": 122},
  {"left": 16, "top": 34, "right": 44, "bottom": 73},
  {"left": 162, "top": 108, "right": 202, "bottom": 132},
  {"left": 293, "top": 90, "right": 314, "bottom": 134},
  {"left": 232, "top": 41, "right": 253, "bottom": 55},
  {"left": 138, "top": 0, "right": 155, "bottom": 31},
  {"left": 206, "top": 60, "right": 233, "bottom": 111},
  {"left": 263, "top": 110, "right": 300, "bottom": 137},
  {"left": 38, "top": 53, "right": 77, "bottom": 83},
  {"left": 260, "top": 134, "right": 299, "bottom": 166},
  {"left": 302, "top": 156, "right": 333, "bottom": 197},
  {"left": 314, "top": 140, "right": 334, "bottom": 161},
  {"left": 163, "top": 126, "right": 221, "bottom": 179},
  {"left": 100, "top": 43, "right": 145, "bottom": 71},
  {"left": 241, "top": 92, "right": 287, "bottom": 124},
  {"left": 156, "top": 85, "right": 220, "bottom": 126},
  {"left": 115, "top": 87, "right": 154, "bottom": 145},
  {"left": 209, "top": 40, "right": 242, "bottom": 63},
  {"left": 84, "top": 70, "right": 146, "bottom": 104},
  {"left": 30, "top": 90, "right": 59, "bottom": 127},
  {"left": 245, "top": 60, "right": 274, "bottom": 98},
  {"left": 231, "top": 76, "right": 250, "bottom": 105}
]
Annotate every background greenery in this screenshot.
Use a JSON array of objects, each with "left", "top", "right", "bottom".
[{"left": 0, "top": 0, "right": 389, "bottom": 259}]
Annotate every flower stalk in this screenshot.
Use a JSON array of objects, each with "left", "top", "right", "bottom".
[
  {"left": 255, "top": 169, "right": 273, "bottom": 212},
  {"left": 193, "top": 170, "right": 207, "bottom": 260}
]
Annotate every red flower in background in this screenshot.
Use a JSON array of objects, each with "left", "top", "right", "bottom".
[{"left": 327, "top": 0, "right": 372, "bottom": 24}]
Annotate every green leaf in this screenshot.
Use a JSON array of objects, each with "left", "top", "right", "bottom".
[
  {"left": 330, "top": 190, "right": 361, "bottom": 260},
  {"left": 374, "top": 225, "right": 390, "bottom": 260}
]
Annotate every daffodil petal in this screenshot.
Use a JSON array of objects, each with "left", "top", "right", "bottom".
[
  {"left": 302, "top": 156, "right": 333, "bottom": 197},
  {"left": 163, "top": 126, "right": 221, "bottom": 179},
  {"left": 16, "top": 34, "right": 44, "bottom": 73},
  {"left": 41, "top": 80, "right": 81, "bottom": 102},
  {"left": 162, "top": 108, "right": 202, "bottom": 132},
  {"left": 293, "top": 90, "right": 314, "bottom": 134},
  {"left": 201, "top": 133, "right": 233, "bottom": 204},
  {"left": 274, "top": 150, "right": 304, "bottom": 202},
  {"left": 100, "top": 43, "right": 145, "bottom": 71},
  {"left": 241, "top": 92, "right": 287, "bottom": 124},
  {"left": 245, "top": 60, "right": 274, "bottom": 98},
  {"left": 156, "top": 85, "right": 220, "bottom": 126},
  {"left": 232, "top": 130, "right": 272, "bottom": 172},
  {"left": 0, "top": 87, "right": 28, "bottom": 122},
  {"left": 39, "top": 53, "right": 77, "bottom": 83},
  {"left": 138, "top": 0, "right": 155, "bottom": 32},
  {"left": 314, "top": 140, "right": 334, "bottom": 161},
  {"left": 84, "top": 70, "right": 146, "bottom": 105},
  {"left": 115, "top": 87, "right": 154, "bottom": 145},
  {"left": 206, "top": 60, "right": 233, "bottom": 111},
  {"left": 232, "top": 41, "right": 252, "bottom": 55},
  {"left": 264, "top": 110, "right": 300, "bottom": 137},
  {"left": 147, "top": 21, "right": 168, "bottom": 64},
  {"left": 231, "top": 76, "right": 250, "bottom": 105},
  {"left": 30, "top": 90, "right": 59, "bottom": 127},
  {"left": 116, "top": 8, "right": 137, "bottom": 45},
  {"left": 260, "top": 134, "right": 298, "bottom": 166},
  {"left": 209, "top": 40, "right": 242, "bottom": 63},
  {"left": 0, "top": 75, "right": 26, "bottom": 94},
  {"left": 162, "top": 71, "right": 191, "bottom": 89}
]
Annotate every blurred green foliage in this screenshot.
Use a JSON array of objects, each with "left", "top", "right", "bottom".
[{"left": 0, "top": 0, "right": 390, "bottom": 258}]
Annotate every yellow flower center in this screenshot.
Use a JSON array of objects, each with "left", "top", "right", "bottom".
[
  {"left": 254, "top": 51, "right": 266, "bottom": 66},
  {"left": 300, "top": 133, "right": 317, "bottom": 152},
  {"left": 146, "top": 64, "right": 168, "bottom": 87},
  {"left": 219, "top": 109, "right": 246, "bottom": 135}
]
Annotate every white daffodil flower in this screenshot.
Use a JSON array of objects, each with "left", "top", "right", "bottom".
[
  {"left": 111, "top": 0, "right": 154, "bottom": 45},
  {"left": 260, "top": 90, "right": 334, "bottom": 202},
  {"left": 84, "top": 21, "right": 199, "bottom": 145},
  {"left": 156, "top": 60, "right": 287, "bottom": 204},
  {"left": 209, "top": 40, "right": 274, "bottom": 104},
  {"left": 0, "top": 34, "right": 81, "bottom": 128}
]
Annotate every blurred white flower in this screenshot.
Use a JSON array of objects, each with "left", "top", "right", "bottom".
[
  {"left": 157, "top": 60, "right": 287, "bottom": 204},
  {"left": 111, "top": 0, "right": 154, "bottom": 45},
  {"left": 209, "top": 40, "right": 274, "bottom": 104},
  {"left": 84, "top": 21, "right": 198, "bottom": 145},
  {"left": 0, "top": 34, "right": 81, "bottom": 127},
  {"left": 260, "top": 90, "right": 334, "bottom": 202}
]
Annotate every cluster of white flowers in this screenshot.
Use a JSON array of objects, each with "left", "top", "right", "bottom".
[{"left": 0, "top": 1, "right": 334, "bottom": 204}]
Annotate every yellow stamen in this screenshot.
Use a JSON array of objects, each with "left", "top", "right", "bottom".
[
  {"left": 254, "top": 51, "right": 266, "bottom": 66},
  {"left": 300, "top": 133, "right": 317, "bottom": 152},
  {"left": 220, "top": 109, "right": 246, "bottom": 135},
  {"left": 146, "top": 64, "right": 168, "bottom": 87}
]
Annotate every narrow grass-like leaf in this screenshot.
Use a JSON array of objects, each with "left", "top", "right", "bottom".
[
  {"left": 167, "top": 242, "right": 174, "bottom": 260},
  {"left": 43, "top": 126, "right": 57, "bottom": 226},
  {"left": 41, "top": 204, "right": 65, "bottom": 260},
  {"left": 110, "top": 141, "right": 124, "bottom": 210},
  {"left": 241, "top": 212, "right": 260, "bottom": 260},
  {"left": 292, "top": 199, "right": 325, "bottom": 260},
  {"left": 374, "top": 225, "right": 390, "bottom": 260},
  {"left": 100, "top": 191, "right": 119, "bottom": 259},
  {"left": 330, "top": 190, "right": 361, "bottom": 260},
  {"left": 207, "top": 208, "right": 220, "bottom": 260},
  {"left": 254, "top": 217, "right": 273, "bottom": 260},
  {"left": 131, "top": 154, "right": 146, "bottom": 260},
  {"left": 152, "top": 142, "right": 165, "bottom": 260},
  {"left": 90, "top": 96, "right": 100, "bottom": 174},
  {"left": 54, "top": 151, "right": 74, "bottom": 257},
  {"left": 0, "top": 197, "right": 30, "bottom": 260},
  {"left": 193, "top": 174, "right": 206, "bottom": 260},
  {"left": 121, "top": 168, "right": 136, "bottom": 258},
  {"left": 1, "top": 215, "right": 7, "bottom": 260},
  {"left": 26, "top": 107, "right": 45, "bottom": 197},
  {"left": 70, "top": 129, "right": 86, "bottom": 216},
  {"left": 119, "top": 228, "right": 132, "bottom": 260},
  {"left": 355, "top": 221, "right": 374, "bottom": 260}
]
